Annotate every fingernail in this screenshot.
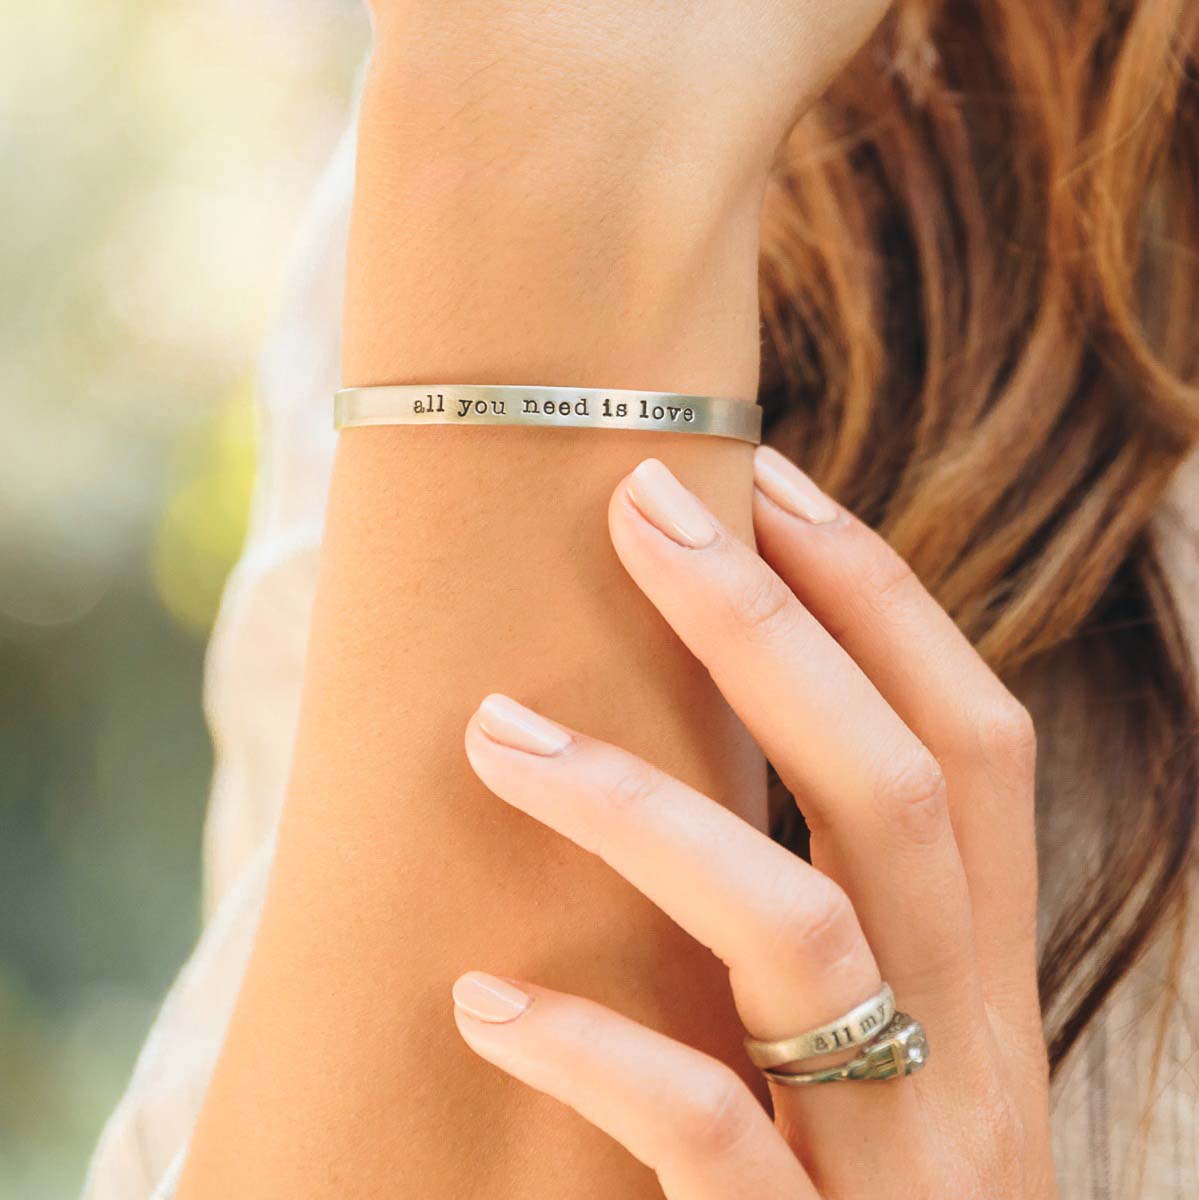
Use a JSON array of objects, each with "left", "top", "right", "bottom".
[
  {"left": 625, "top": 458, "right": 718, "bottom": 548},
  {"left": 478, "top": 693, "right": 572, "bottom": 756},
  {"left": 753, "top": 446, "right": 839, "bottom": 524},
  {"left": 453, "top": 971, "right": 532, "bottom": 1023}
]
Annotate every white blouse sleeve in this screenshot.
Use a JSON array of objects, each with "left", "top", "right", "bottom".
[
  {"left": 80, "top": 96, "right": 358, "bottom": 1200},
  {"left": 80, "top": 841, "right": 271, "bottom": 1200}
]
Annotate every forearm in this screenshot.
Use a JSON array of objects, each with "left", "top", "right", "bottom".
[
  {"left": 345, "top": 18, "right": 765, "bottom": 391},
  {"left": 177, "top": 26, "right": 768, "bottom": 1200}
]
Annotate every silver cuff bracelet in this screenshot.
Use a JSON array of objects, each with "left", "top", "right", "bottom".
[{"left": 334, "top": 385, "right": 762, "bottom": 445}]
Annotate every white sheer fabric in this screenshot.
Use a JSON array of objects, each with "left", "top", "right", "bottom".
[{"left": 82, "top": 107, "right": 1199, "bottom": 1200}]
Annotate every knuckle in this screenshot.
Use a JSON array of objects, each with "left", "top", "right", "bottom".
[
  {"left": 672, "top": 1064, "right": 758, "bottom": 1160},
  {"left": 557, "top": 1002, "right": 611, "bottom": 1053},
  {"left": 590, "top": 760, "right": 668, "bottom": 862},
  {"left": 977, "top": 694, "right": 1038, "bottom": 779},
  {"left": 726, "top": 567, "right": 800, "bottom": 643},
  {"left": 874, "top": 747, "right": 949, "bottom": 845},
  {"left": 760, "top": 876, "right": 864, "bottom": 973},
  {"left": 602, "top": 761, "right": 666, "bottom": 821},
  {"left": 863, "top": 540, "right": 920, "bottom": 614}
]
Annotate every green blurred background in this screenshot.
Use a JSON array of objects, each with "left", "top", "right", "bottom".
[{"left": 1, "top": 5, "right": 366, "bottom": 1196}]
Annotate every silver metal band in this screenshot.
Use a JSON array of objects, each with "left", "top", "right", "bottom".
[
  {"left": 334, "top": 385, "right": 762, "bottom": 445},
  {"left": 743, "top": 983, "right": 896, "bottom": 1069},
  {"left": 763, "top": 1011, "right": 929, "bottom": 1086}
]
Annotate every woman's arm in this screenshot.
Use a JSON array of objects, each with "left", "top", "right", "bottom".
[{"left": 175, "top": 6, "right": 887, "bottom": 1196}]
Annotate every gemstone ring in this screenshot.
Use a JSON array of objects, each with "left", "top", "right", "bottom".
[{"left": 762, "top": 1012, "right": 930, "bottom": 1086}]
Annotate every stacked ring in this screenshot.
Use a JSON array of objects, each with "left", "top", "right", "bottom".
[
  {"left": 744, "top": 983, "right": 896, "bottom": 1069},
  {"left": 744, "top": 983, "right": 929, "bottom": 1087},
  {"left": 764, "top": 1012, "right": 930, "bottom": 1087}
]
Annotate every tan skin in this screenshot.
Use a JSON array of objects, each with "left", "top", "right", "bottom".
[{"left": 176, "top": 3, "right": 1057, "bottom": 1196}]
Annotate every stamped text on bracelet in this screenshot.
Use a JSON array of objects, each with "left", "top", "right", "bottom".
[{"left": 334, "top": 385, "right": 763, "bottom": 445}]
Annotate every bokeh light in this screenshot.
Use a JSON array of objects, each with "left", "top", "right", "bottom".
[{"left": 0, "top": 4, "right": 366, "bottom": 1195}]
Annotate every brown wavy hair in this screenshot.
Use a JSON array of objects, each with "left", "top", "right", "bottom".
[{"left": 760, "top": 0, "right": 1199, "bottom": 1093}]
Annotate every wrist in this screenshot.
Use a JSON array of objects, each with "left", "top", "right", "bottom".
[
  {"left": 344, "top": 50, "right": 766, "bottom": 396},
  {"left": 364, "top": 12, "right": 776, "bottom": 196}
]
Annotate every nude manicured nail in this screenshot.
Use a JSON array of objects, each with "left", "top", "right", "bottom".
[
  {"left": 478, "top": 693, "right": 572, "bottom": 756},
  {"left": 626, "top": 458, "right": 718, "bottom": 548},
  {"left": 753, "top": 446, "right": 839, "bottom": 524},
  {"left": 453, "top": 972, "right": 532, "bottom": 1023}
]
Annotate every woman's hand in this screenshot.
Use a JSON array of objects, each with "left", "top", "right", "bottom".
[{"left": 453, "top": 449, "right": 1057, "bottom": 1198}]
